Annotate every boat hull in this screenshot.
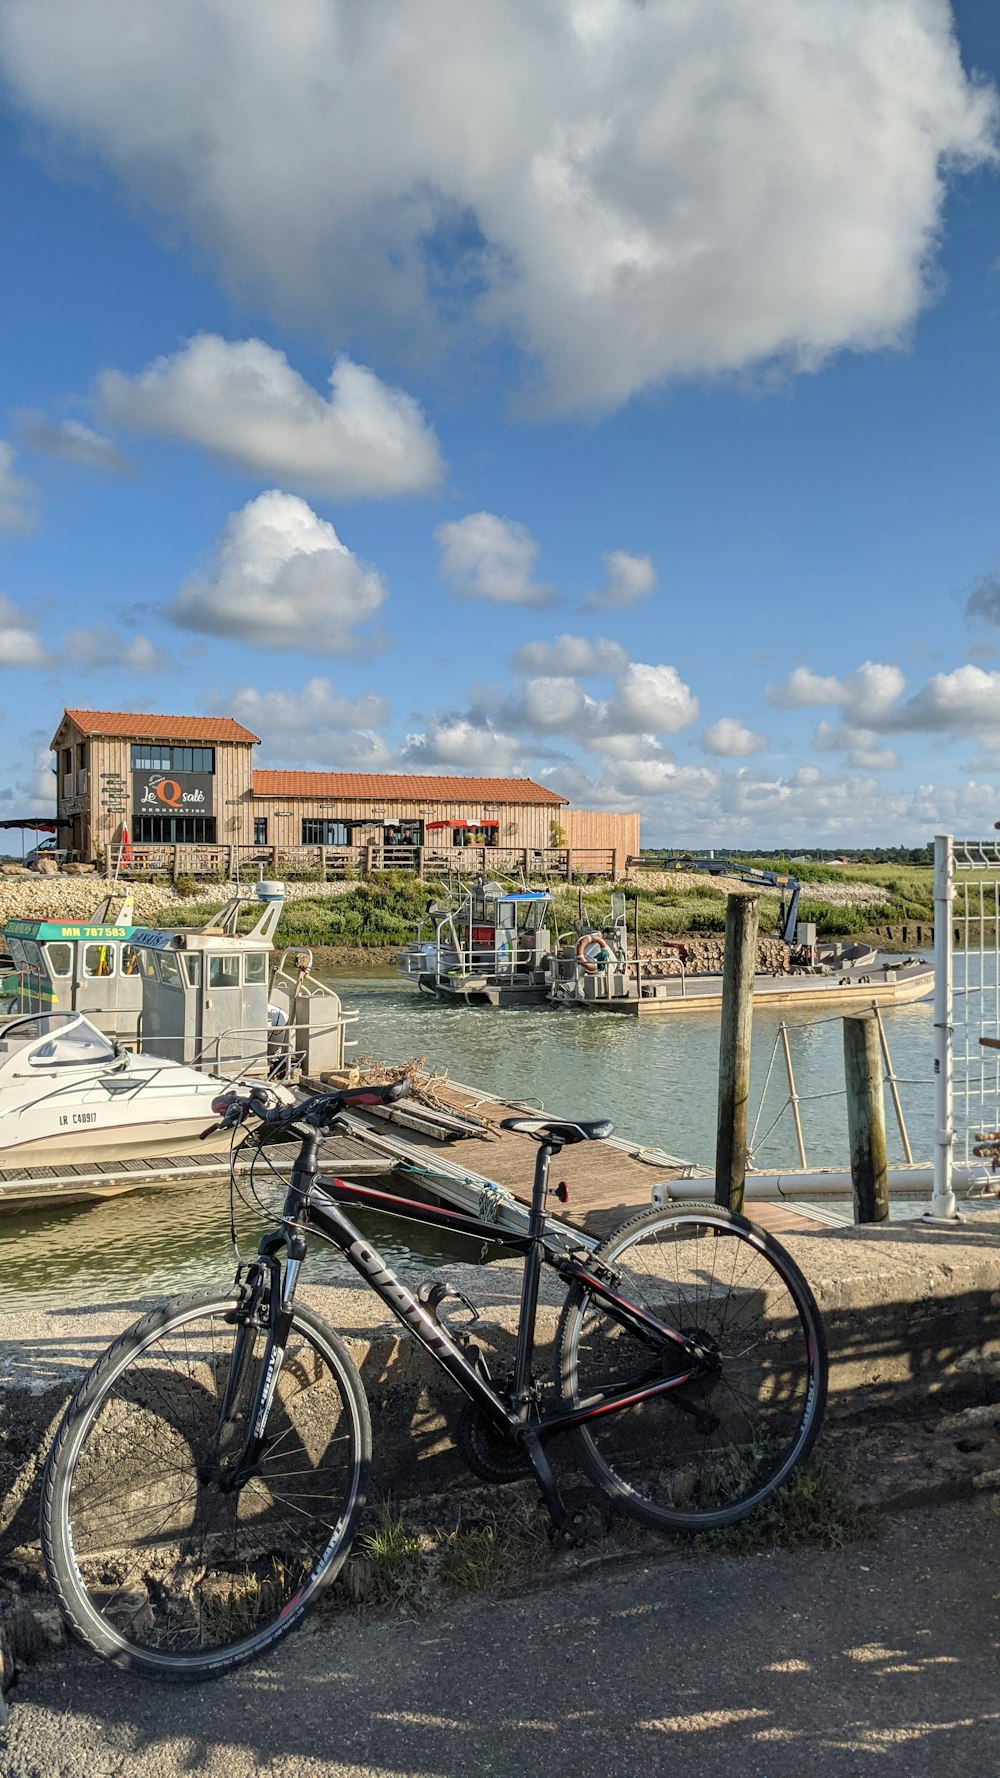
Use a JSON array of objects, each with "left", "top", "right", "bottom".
[
  {"left": 551, "top": 963, "right": 934, "bottom": 1016},
  {"left": 416, "top": 972, "right": 551, "bottom": 1008},
  {"left": 0, "top": 1110, "right": 230, "bottom": 1166}
]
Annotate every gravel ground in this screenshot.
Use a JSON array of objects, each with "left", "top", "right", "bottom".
[
  {"left": 0, "top": 876, "right": 359, "bottom": 926},
  {"left": 632, "top": 870, "right": 893, "bottom": 909},
  {"left": 2, "top": 1498, "right": 997, "bottom": 1778}
]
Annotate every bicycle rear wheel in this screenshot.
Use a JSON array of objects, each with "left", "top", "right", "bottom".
[
  {"left": 41, "top": 1293, "right": 370, "bottom": 1680},
  {"left": 555, "top": 1204, "right": 827, "bottom": 1532}
]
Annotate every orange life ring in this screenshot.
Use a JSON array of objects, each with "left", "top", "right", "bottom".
[{"left": 576, "top": 934, "right": 605, "bottom": 972}]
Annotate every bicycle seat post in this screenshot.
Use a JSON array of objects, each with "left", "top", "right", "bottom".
[{"left": 511, "top": 1140, "right": 559, "bottom": 1407}]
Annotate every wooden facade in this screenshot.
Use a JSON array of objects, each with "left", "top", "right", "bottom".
[
  {"left": 563, "top": 809, "right": 640, "bottom": 856},
  {"left": 51, "top": 711, "right": 258, "bottom": 863},
  {"left": 50, "top": 709, "right": 640, "bottom": 872}
]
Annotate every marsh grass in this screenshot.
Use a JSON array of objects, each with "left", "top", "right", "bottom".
[
  {"left": 151, "top": 862, "right": 938, "bottom": 950},
  {"left": 696, "top": 1458, "right": 882, "bottom": 1556},
  {"left": 355, "top": 1501, "right": 427, "bottom": 1607},
  {"left": 436, "top": 1498, "right": 553, "bottom": 1595}
]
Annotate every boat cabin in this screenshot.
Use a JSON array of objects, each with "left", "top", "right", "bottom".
[
  {"left": 396, "top": 878, "right": 554, "bottom": 1006},
  {"left": 130, "top": 880, "right": 354, "bottom": 1077},
  {"left": 1, "top": 907, "right": 142, "bottom": 1042}
]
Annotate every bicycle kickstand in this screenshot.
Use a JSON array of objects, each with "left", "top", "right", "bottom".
[{"left": 519, "top": 1428, "right": 585, "bottom": 1548}]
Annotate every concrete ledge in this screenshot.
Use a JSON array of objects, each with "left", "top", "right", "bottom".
[{"left": 3, "top": 1214, "right": 1000, "bottom": 1573}]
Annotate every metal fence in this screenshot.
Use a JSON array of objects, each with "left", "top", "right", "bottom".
[{"left": 933, "top": 833, "right": 1000, "bottom": 1217}]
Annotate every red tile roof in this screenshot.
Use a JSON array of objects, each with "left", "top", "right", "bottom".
[
  {"left": 57, "top": 709, "right": 260, "bottom": 744},
  {"left": 252, "top": 771, "right": 567, "bottom": 805}
]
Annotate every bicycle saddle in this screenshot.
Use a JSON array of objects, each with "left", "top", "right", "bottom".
[{"left": 500, "top": 1116, "right": 613, "bottom": 1144}]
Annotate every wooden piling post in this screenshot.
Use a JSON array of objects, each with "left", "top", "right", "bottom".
[
  {"left": 843, "top": 1012, "right": 889, "bottom": 1223},
  {"left": 715, "top": 894, "right": 758, "bottom": 1213}
]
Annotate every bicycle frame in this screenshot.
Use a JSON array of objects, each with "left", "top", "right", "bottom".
[{"left": 236, "top": 1131, "right": 711, "bottom": 1478}]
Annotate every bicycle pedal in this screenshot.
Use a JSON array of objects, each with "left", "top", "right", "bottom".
[{"left": 417, "top": 1280, "right": 480, "bottom": 1324}]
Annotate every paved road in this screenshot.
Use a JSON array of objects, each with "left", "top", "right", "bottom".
[{"left": 3, "top": 1500, "right": 999, "bottom": 1778}]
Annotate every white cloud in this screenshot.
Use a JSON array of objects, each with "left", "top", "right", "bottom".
[
  {"left": 227, "top": 677, "right": 389, "bottom": 736},
  {"left": 0, "top": 442, "right": 36, "bottom": 534},
  {"left": 221, "top": 677, "right": 393, "bottom": 768},
  {"left": 583, "top": 551, "right": 657, "bottom": 612},
  {"left": 769, "top": 657, "right": 1000, "bottom": 739},
  {"left": 701, "top": 717, "right": 768, "bottom": 759},
  {"left": 171, "top": 490, "right": 387, "bottom": 654},
  {"left": 848, "top": 745, "right": 903, "bottom": 771},
  {"left": 814, "top": 721, "right": 902, "bottom": 770},
  {"left": 900, "top": 665, "right": 1000, "bottom": 733},
  {"left": 99, "top": 336, "right": 442, "bottom": 497},
  {"left": 64, "top": 627, "right": 168, "bottom": 672},
  {"left": 502, "top": 651, "right": 698, "bottom": 750},
  {"left": 436, "top": 513, "right": 555, "bottom": 607},
  {"left": 599, "top": 758, "right": 718, "bottom": 800},
  {"left": 6, "top": 4, "right": 992, "bottom": 410},
  {"left": 16, "top": 411, "right": 133, "bottom": 474},
  {"left": 606, "top": 663, "right": 699, "bottom": 735},
  {"left": 0, "top": 740, "right": 55, "bottom": 814},
  {"left": 0, "top": 593, "right": 50, "bottom": 667},
  {"left": 841, "top": 661, "right": 908, "bottom": 725},
  {"left": 516, "top": 675, "right": 594, "bottom": 734},
  {"left": 511, "top": 635, "right": 627, "bottom": 677},
  {"left": 766, "top": 665, "right": 846, "bottom": 708},
  {"left": 403, "top": 716, "right": 525, "bottom": 773}
]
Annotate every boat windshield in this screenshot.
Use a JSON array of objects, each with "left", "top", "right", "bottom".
[{"left": 26, "top": 1023, "right": 118, "bottom": 1068}]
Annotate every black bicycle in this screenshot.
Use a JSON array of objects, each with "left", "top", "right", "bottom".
[{"left": 41, "top": 1077, "right": 827, "bottom": 1681}]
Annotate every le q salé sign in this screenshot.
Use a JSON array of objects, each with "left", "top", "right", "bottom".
[{"left": 131, "top": 772, "right": 215, "bottom": 818}]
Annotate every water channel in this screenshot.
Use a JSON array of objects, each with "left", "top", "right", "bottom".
[{"left": 1, "top": 963, "right": 942, "bottom": 1316}]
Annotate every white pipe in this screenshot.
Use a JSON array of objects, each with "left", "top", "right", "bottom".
[
  {"left": 932, "top": 834, "right": 957, "bottom": 1218},
  {"left": 653, "top": 1164, "right": 994, "bottom": 1203}
]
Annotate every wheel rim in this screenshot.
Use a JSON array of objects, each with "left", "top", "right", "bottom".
[
  {"left": 58, "top": 1301, "right": 364, "bottom": 1668},
  {"left": 565, "top": 1213, "right": 822, "bottom": 1527}
]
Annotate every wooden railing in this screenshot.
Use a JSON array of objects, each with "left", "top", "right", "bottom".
[{"left": 110, "top": 842, "right": 625, "bottom": 883}]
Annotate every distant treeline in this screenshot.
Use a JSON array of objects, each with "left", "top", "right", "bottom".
[{"left": 644, "top": 846, "right": 934, "bottom": 868}]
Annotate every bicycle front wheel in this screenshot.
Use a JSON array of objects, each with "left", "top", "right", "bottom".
[
  {"left": 555, "top": 1204, "right": 827, "bottom": 1532},
  {"left": 41, "top": 1293, "right": 370, "bottom": 1680}
]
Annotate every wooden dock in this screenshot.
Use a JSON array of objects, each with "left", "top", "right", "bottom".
[
  {"left": 0, "top": 1133, "right": 390, "bottom": 1210},
  {"left": 0, "top": 1068, "right": 823, "bottom": 1241},
  {"left": 345, "top": 1075, "right": 821, "bottom": 1241}
]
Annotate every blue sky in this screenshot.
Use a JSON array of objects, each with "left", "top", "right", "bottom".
[{"left": 2, "top": 0, "right": 1000, "bottom": 847}]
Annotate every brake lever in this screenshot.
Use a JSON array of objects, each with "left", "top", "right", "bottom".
[{"left": 199, "top": 1121, "right": 225, "bottom": 1141}]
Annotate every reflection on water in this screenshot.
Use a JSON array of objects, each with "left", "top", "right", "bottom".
[
  {"left": 0, "top": 964, "right": 938, "bottom": 1316},
  {"left": 0, "top": 1162, "right": 502, "bottom": 1316}
]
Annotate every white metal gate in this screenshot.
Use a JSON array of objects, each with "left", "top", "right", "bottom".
[{"left": 933, "top": 834, "right": 1000, "bottom": 1217}]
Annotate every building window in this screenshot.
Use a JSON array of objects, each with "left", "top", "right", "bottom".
[
  {"left": 130, "top": 745, "right": 216, "bottom": 774},
  {"left": 254, "top": 818, "right": 269, "bottom": 845},
  {"left": 77, "top": 743, "right": 87, "bottom": 769},
  {"left": 136, "top": 815, "right": 217, "bottom": 844},
  {"left": 301, "top": 819, "right": 349, "bottom": 846}
]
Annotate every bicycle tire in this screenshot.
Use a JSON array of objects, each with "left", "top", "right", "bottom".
[
  {"left": 41, "top": 1293, "right": 370, "bottom": 1680},
  {"left": 555, "top": 1203, "right": 827, "bottom": 1532}
]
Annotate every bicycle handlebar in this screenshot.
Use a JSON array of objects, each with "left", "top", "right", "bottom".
[{"left": 204, "top": 1075, "right": 410, "bottom": 1137}]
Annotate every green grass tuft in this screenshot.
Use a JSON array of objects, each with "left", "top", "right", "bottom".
[{"left": 696, "top": 1458, "right": 882, "bottom": 1555}]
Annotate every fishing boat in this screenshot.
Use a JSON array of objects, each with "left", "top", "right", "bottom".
[
  {"left": 544, "top": 870, "right": 933, "bottom": 1015},
  {"left": 1, "top": 891, "right": 141, "bottom": 1041},
  {"left": 546, "top": 952, "right": 934, "bottom": 1015},
  {"left": 395, "top": 877, "right": 555, "bottom": 1006},
  {"left": 0, "top": 1010, "right": 274, "bottom": 1164}
]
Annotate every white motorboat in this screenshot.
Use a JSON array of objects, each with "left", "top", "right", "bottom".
[{"left": 0, "top": 1010, "right": 260, "bottom": 1165}]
